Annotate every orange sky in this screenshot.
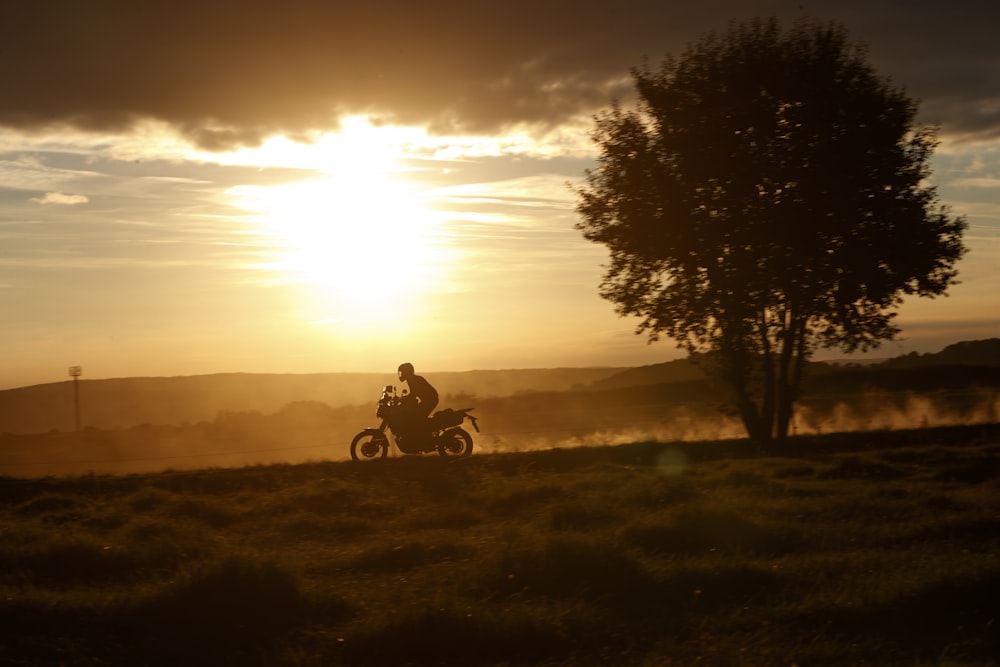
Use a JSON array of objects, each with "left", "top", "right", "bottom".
[{"left": 1, "top": 2, "right": 998, "bottom": 389}]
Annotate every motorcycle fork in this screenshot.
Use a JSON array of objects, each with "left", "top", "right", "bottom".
[{"left": 378, "top": 421, "right": 398, "bottom": 456}]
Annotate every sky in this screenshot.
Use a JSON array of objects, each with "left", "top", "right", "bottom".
[{"left": 2, "top": 0, "right": 999, "bottom": 389}]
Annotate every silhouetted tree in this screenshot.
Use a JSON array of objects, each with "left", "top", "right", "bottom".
[{"left": 575, "top": 18, "right": 967, "bottom": 446}]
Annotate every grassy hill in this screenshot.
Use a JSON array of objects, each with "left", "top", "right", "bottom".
[
  {"left": 2, "top": 360, "right": 998, "bottom": 478},
  {"left": 879, "top": 338, "right": 1000, "bottom": 369},
  {"left": 3, "top": 339, "right": 995, "bottom": 436},
  {"left": 2, "top": 424, "right": 998, "bottom": 666},
  {"left": 589, "top": 337, "right": 1000, "bottom": 391},
  {"left": 586, "top": 358, "right": 709, "bottom": 390},
  {"left": 0, "top": 367, "right": 627, "bottom": 435}
]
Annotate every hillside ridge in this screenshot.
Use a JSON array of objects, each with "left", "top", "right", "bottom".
[
  {"left": 591, "top": 337, "right": 1000, "bottom": 390},
  {"left": 2, "top": 339, "right": 996, "bottom": 435},
  {"left": 0, "top": 367, "right": 626, "bottom": 434}
]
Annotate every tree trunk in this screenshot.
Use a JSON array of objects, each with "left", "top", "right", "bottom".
[
  {"left": 773, "top": 310, "right": 796, "bottom": 442},
  {"left": 718, "top": 338, "right": 772, "bottom": 447},
  {"left": 758, "top": 309, "right": 777, "bottom": 445},
  {"left": 735, "top": 387, "right": 769, "bottom": 445},
  {"left": 775, "top": 319, "right": 809, "bottom": 444}
]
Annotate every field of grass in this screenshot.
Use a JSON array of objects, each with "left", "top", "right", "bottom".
[{"left": 2, "top": 424, "right": 998, "bottom": 666}]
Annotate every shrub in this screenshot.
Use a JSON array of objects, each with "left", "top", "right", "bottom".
[
  {"left": 124, "top": 554, "right": 336, "bottom": 665},
  {"left": 491, "top": 534, "right": 657, "bottom": 606},
  {"left": 623, "top": 509, "right": 804, "bottom": 556}
]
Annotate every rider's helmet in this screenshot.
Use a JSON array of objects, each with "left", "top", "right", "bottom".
[{"left": 397, "top": 362, "right": 414, "bottom": 382}]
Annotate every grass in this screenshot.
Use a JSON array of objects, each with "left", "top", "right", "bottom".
[{"left": 0, "top": 423, "right": 998, "bottom": 665}]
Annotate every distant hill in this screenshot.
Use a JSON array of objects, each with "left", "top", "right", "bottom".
[
  {"left": 2, "top": 339, "right": 996, "bottom": 436},
  {"left": 586, "top": 358, "right": 708, "bottom": 390},
  {"left": 0, "top": 367, "right": 627, "bottom": 435},
  {"left": 587, "top": 338, "right": 1000, "bottom": 392},
  {"left": 876, "top": 338, "right": 1000, "bottom": 369}
]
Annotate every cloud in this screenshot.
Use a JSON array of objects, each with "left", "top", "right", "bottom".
[
  {"left": 1, "top": 1, "right": 998, "bottom": 149},
  {"left": 30, "top": 192, "right": 90, "bottom": 205}
]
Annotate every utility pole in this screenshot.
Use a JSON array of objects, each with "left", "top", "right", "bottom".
[{"left": 68, "top": 366, "right": 82, "bottom": 432}]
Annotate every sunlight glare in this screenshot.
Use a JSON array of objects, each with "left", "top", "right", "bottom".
[{"left": 228, "top": 119, "right": 448, "bottom": 328}]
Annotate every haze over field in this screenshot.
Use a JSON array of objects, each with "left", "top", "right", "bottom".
[
  {"left": 2, "top": 1, "right": 999, "bottom": 389},
  {"left": 2, "top": 340, "right": 997, "bottom": 478}
]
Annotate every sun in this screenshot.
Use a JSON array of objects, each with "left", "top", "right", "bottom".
[{"left": 227, "top": 119, "right": 446, "bottom": 327}]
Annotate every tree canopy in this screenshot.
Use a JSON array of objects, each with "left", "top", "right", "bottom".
[{"left": 575, "top": 18, "right": 967, "bottom": 445}]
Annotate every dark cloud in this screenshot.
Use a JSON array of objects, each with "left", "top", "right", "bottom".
[{"left": 2, "top": 0, "right": 998, "bottom": 148}]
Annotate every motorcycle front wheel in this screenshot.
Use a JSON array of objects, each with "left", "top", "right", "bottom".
[
  {"left": 350, "top": 429, "right": 389, "bottom": 461},
  {"left": 437, "top": 427, "right": 473, "bottom": 458}
]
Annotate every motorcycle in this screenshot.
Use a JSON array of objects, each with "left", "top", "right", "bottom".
[{"left": 350, "top": 385, "right": 479, "bottom": 460}]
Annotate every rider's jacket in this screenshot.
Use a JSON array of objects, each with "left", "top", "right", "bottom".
[{"left": 407, "top": 374, "right": 439, "bottom": 416}]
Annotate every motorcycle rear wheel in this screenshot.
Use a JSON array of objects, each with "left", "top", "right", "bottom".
[
  {"left": 350, "top": 429, "right": 389, "bottom": 461},
  {"left": 437, "top": 427, "right": 473, "bottom": 458}
]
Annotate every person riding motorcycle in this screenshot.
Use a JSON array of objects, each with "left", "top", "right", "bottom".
[{"left": 396, "top": 362, "right": 439, "bottom": 437}]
